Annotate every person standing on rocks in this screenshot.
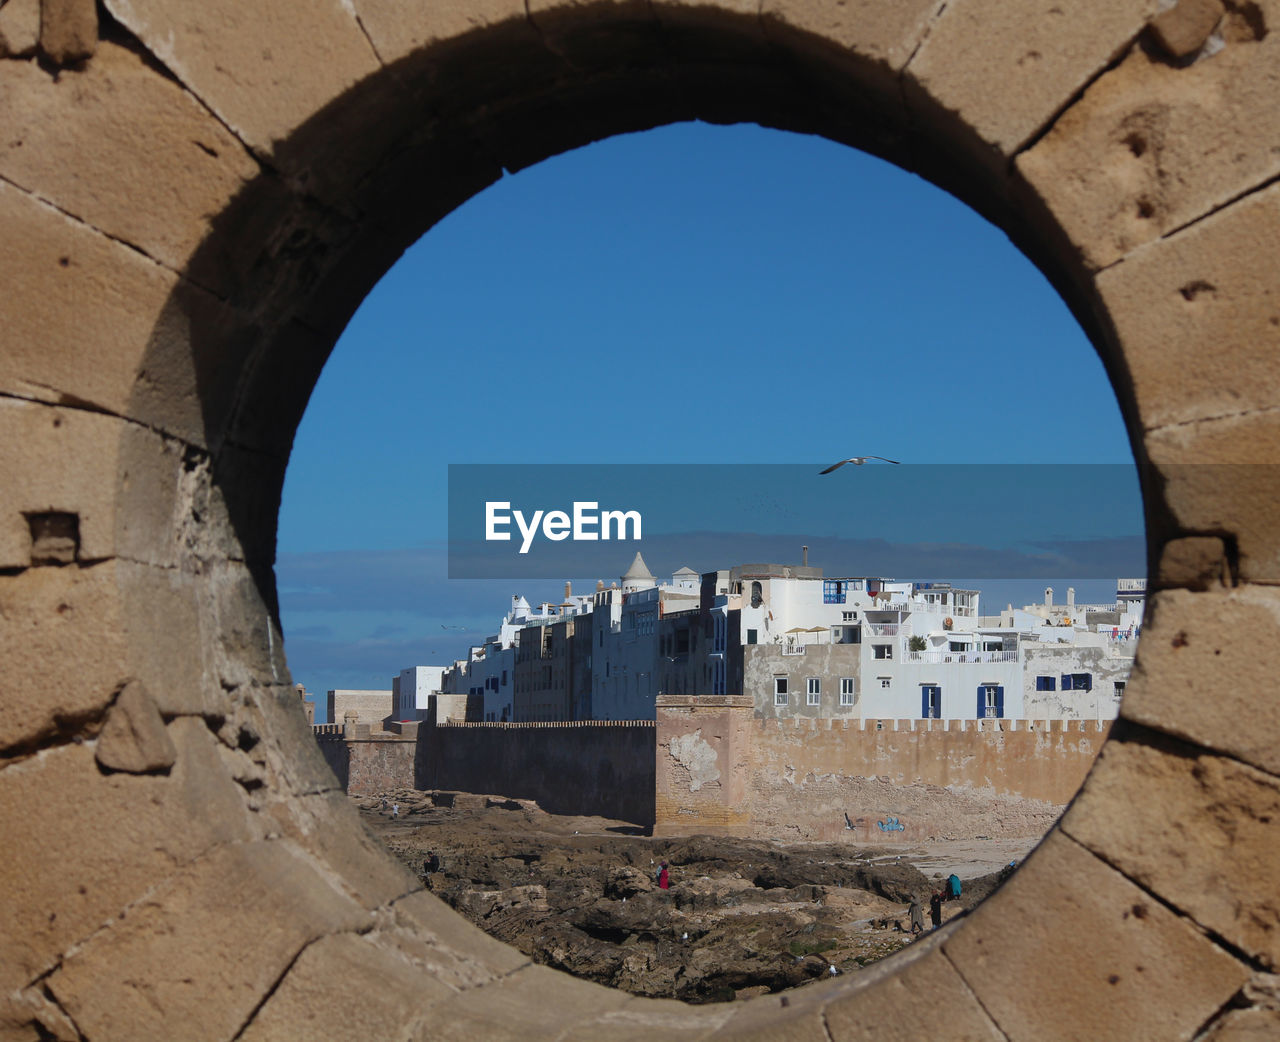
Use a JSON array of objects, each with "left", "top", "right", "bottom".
[
  {"left": 930, "top": 890, "right": 944, "bottom": 930},
  {"left": 947, "top": 873, "right": 962, "bottom": 901},
  {"left": 657, "top": 862, "right": 670, "bottom": 890},
  {"left": 908, "top": 897, "right": 924, "bottom": 934}
]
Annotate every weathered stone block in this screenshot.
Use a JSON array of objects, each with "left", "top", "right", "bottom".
[
  {"left": 563, "top": 994, "right": 733, "bottom": 1041},
  {"left": 46, "top": 840, "right": 369, "bottom": 1042},
  {"left": 1200, "top": 1007, "right": 1280, "bottom": 1041},
  {"left": 1156, "top": 535, "right": 1230, "bottom": 591},
  {"left": 0, "top": 398, "right": 181, "bottom": 569},
  {"left": 907, "top": 0, "right": 1156, "bottom": 159},
  {"left": 0, "top": 40, "right": 259, "bottom": 292},
  {"left": 1018, "top": 28, "right": 1280, "bottom": 271},
  {"left": 391, "top": 889, "right": 530, "bottom": 983},
  {"left": 1121, "top": 587, "right": 1280, "bottom": 776},
  {"left": 94, "top": 678, "right": 177, "bottom": 773},
  {"left": 39, "top": 0, "right": 96, "bottom": 65},
  {"left": 239, "top": 931, "right": 454, "bottom": 1041},
  {"left": 239, "top": 683, "right": 344, "bottom": 798},
  {"left": 1095, "top": 182, "right": 1280, "bottom": 432},
  {"left": 0, "top": 721, "right": 256, "bottom": 994},
  {"left": 1149, "top": 0, "right": 1224, "bottom": 59},
  {"left": 350, "top": 0, "right": 529, "bottom": 65},
  {"left": 0, "top": 0, "right": 39, "bottom": 57},
  {"left": 1064, "top": 735, "right": 1280, "bottom": 969},
  {"left": 0, "top": 562, "right": 127, "bottom": 756},
  {"left": 417, "top": 963, "right": 632, "bottom": 1042},
  {"left": 943, "top": 831, "right": 1248, "bottom": 1040},
  {"left": 101, "top": 0, "right": 381, "bottom": 189},
  {"left": 761, "top": 0, "right": 939, "bottom": 73},
  {"left": 824, "top": 945, "right": 1002, "bottom": 1041}
]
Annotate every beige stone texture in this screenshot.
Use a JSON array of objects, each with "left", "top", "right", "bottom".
[
  {"left": 46, "top": 840, "right": 370, "bottom": 1042},
  {"left": 350, "top": 0, "right": 530, "bottom": 66},
  {"left": 1149, "top": 0, "right": 1225, "bottom": 58},
  {"left": 238, "top": 683, "right": 347, "bottom": 798},
  {"left": 1201, "top": 1008, "right": 1280, "bottom": 1041},
  {"left": 101, "top": 0, "right": 383, "bottom": 196},
  {"left": 94, "top": 678, "right": 177, "bottom": 773},
  {"left": 944, "top": 831, "right": 1249, "bottom": 1040},
  {"left": 39, "top": 0, "right": 96, "bottom": 65},
  {"left": 1156, "top": 535, "right": 1231, "bottom": 591},
  {"left": 0, "top": 721, "right": 256, "bottom": 994},
  {"left": 1095, "top": 181, "right": 1280, "bottom": 432},
  {"left": 760, "top": 0, "right": 940, "bottom": 72},
  {"left": 1122, "top": 587, "right": 1280, "bottom": 775},
  {"left": 1018, "top": 24, "right": 1280, "bottom": 271},
  {"left": 907, "top": 0, "right": 1157, "bottom": 158},
  {"left": 414, "top": 963, "right": 635, "bottom": 1042},
  {"left": 239, "top": 931, "right": 455, "bottom": 1042},
  {"left": 390, "top": 889, "right": 532, "bottom": 983},
  {"left": 0, "top": 40, "right": 260, "bottom": 291},
  {"left": 0, "top": 562, "right": 127, "bottom": 756},
  {"left": 563, "top": 996, "right": 733, "bottom": 1042},
  {"left": 824, "top": 946, "right": 1002, "bottom": 1041},
  {"left": 0, "top": 0, "right": 39, "bottom": 57},
  {"left": 1063, "top": 736, "right": 1280, "bottom": 969}
]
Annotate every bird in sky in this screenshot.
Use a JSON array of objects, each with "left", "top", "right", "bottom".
[{"left": 819, "top": 455, "right": 901, "bottom": 474}]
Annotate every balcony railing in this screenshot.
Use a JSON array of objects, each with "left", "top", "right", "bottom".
[
  {"left": 903, "top": 650, "right": 1019, "bottom": 664},
  {"left": 781, "top": 645, "right": 806, "bottom": 656},
  {"left": 865, "top": 623, "right": 901, "bottom": 637}
]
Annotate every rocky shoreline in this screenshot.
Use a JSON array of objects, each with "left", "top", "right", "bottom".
[{"left": 358, "top": 790, "right": 1030, "bottom": 1003}]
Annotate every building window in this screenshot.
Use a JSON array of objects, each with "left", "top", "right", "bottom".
[
  {"left": 978, "top": 684, "right": 1005, "bottom": 718},
  {"left": 747, "top": 628, "right": 758, "bottom": 645},
  {"left": 921, "top": 685, "right": 941, "bottom": 719},
  {"left": 751, "top": 581, "right": 763, "bottom": 608},
  {"left": 1035, "top": 675, "right": 1055, "bottom": 691},
  {"left": 842, "top": 611, "right": 855, "bottom": 622},
  {"left": 1061, "top": 673, "right": 1093, "bottom": 691},
  {"left": 774, "top": 677, "right": 789, "bottom": 706},
  {"left": 1114, "top": 680, "right": 1126, "bottom": 698},
  {"left": 879, "top": 677, "right": 891, "bottom": 689},
  {"left": 823, "top": 580, "right": 846, "bottom": 604},
  {"left": 807, "top": 678, "right": 820, "bottom": 705},
  {"left": 840, "top": 678, "right": 855, "bottom": 705},
  {"left": 874, "top": 644, "right": 893, "bottom": 660}
]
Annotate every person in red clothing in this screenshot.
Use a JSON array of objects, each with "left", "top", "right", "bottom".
[{"left": 657, "top": 862, "right": 670, "bottom": 889}]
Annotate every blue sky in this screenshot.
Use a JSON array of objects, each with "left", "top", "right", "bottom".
[{"left": 276, "top": 121, "right": 1140, "bottom": 709}]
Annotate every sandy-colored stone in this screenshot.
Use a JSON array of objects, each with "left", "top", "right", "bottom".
[
  {"left": 562, "top": 995, "right": 733, "bottom": 1042},
  {"left": 760, "top": 0, "right": 939, "bottom": 72},
  {"left": 39, "top": 0, "right": 95, "bottom": 65},
  {"left": 46, "top": 840, "right": 370, "bottom": 1042},
  {"left": 240, "top": 684, "right": 346, "bottom": 798},
  {"left": 1018, "top": 26, "right": 1280, "bottom": 271},
  {"left": 351, "top": 0, "right": 529, "bottom": 65},
  {"left": 908, "top": 0, "right": 1156, "bottom": 160},
  {"left": 0, "top": 562, "right": 127, "bottom": 756},
  {"left": 94, "top": 678, "right": 177, "bottom": 773},
  {"left": 0, "top": 40, "right": 260, "bottom": 292},
  {"left": 415, "top": 963, "right": 634, "bottom": 1042},
  {"left": 1096, "top": 181, "right": 1280, "bottom": 432},
  {"left": 824, "top": 946, "right": 1002, "bottom": 1041},
  {"left": 944, "top": 831, "right": 1248, "bottom": 1040},
  {"left": 1122, "top": 587, "right": 1280, "bottom": 775},
  {"left": 1201, "top": 1008, "right": 1280, "bottom": 1041},
  {"left": 101, "top": 0, "right": 381, "bottom": 183},
  {"left": 1156, "top": 535, "right": 1231, "bottom": 591},
  {"left": 391, "top": 889, "right": 531, "bottom": 981},
  {"left": 0, "top": 722, "right": 256, "bottom": 994},
  {"left": 239, "top": 931, "right": 455, "bottom": 1042},
  {"left": 0, "top": 0, "right": 39, "bottom": 57},
  {"left": 1063, "top": 736, "right": 1280, "bottom": 970},
  {"left": 1150, "top": 0, "right": 1224, "bottom": 58}
]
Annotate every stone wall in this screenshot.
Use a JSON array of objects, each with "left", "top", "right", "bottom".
[
  {"left": 313, "top": 730, "right": 417, "bottom": 795},
  {"left": 417, "top": 721, "right": 657, "bottom": 827},
  {"left": 654, "top": 697, "right": 1110, "bottom": 842}
]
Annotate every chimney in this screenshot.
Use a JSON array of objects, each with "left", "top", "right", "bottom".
[
  {"left": 596, "top": 579, "right": 605, "bottom": 592},
  {"left": 1067, "top": 587, "right": 1075, "bottom": 610},
  {"left": 564, "top": 581, "right": 572, "bottom": 600},
  {"left": 802, "top": 545, "right": 809, "bottom": 567},
  {"left": 1045, "top": 587, "right": 1053, "bottom": 608}
]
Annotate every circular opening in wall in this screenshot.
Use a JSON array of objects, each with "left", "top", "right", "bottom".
[{"left": 278, "top": 121, "right": 1144, "bottom": 1002}]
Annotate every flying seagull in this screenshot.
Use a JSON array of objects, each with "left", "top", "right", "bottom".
[{"left": 820, "top": 455, "right": 901, "bottom": 474}]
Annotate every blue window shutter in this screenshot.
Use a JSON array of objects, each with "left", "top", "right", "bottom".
[
  {"left": 922, "top": 688, "right": 930, "bottom": 718},
  {"left": 1061, "top": 674, "right": 1071, "bottom": 691},
  {"left": 1084, "top": 673, "right": 1093, "bottom": 691},
  {"left": 977, "top": 686, "right": 985, "bottom": 717},
  {"left": 996, "top": 686, "right": 1005, "bottom": 718}
]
